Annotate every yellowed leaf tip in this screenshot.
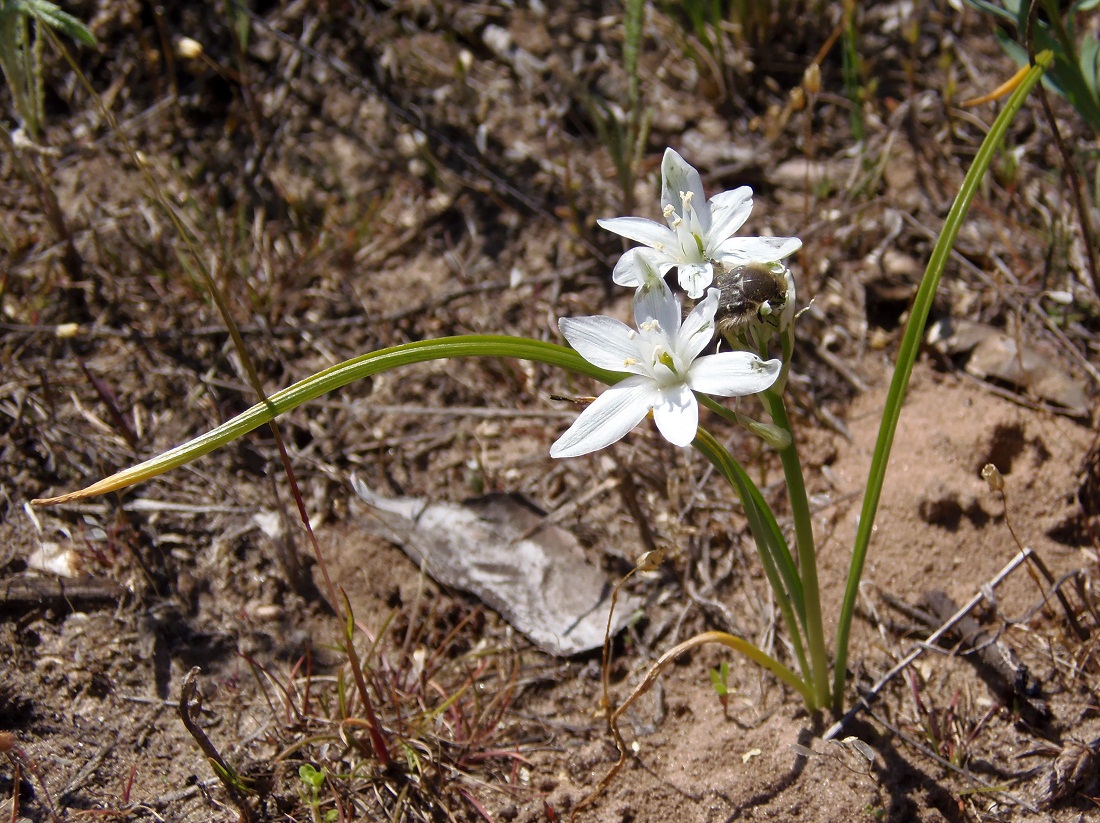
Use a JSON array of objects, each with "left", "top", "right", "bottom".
[
  {"left": 32, "top": 475, "right": 132, "bottom": 506},
  {"left": 960, "top": 64, "right": 1029, "bottom": 108},
  {"left": 32, "top": 489, "right": 93, "bottom": 506}
]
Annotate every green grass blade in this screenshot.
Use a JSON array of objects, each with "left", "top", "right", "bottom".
[
  {"left": 16, "top": 0, "right": 95, "bottom": 44},
  {"left": 830, "top": 51, "right": 1053, "bottom": 714}
]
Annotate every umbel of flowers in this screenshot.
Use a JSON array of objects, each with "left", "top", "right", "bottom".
[{"left": 550, "top": 148, "right": 802, "bottom": 458}]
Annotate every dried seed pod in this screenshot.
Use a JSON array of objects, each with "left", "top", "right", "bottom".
[{"left": 981, "top": 463, "right": 1004, "bottom": 492}]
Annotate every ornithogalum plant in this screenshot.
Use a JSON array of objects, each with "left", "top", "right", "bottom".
[{"left": 33, "top": 53, "right": 1051, "bottom": 722}]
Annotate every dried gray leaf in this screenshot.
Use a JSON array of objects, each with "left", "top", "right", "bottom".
[{"left": 351, "top": 477, "right": 641, "bottom": 656}]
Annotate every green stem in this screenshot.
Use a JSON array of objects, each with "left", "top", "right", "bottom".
[
  {"left": 829, "top": 51, "right": 1053, "bottom": 715},
  {"left": 841, "top": 0, "right": 863, "bottom": 142},
  {"left": 760, "top": 388, "right": 829, "bottom": 711},
  {"left": 692, "top": 429, "right": 812, "bottom": 693}
]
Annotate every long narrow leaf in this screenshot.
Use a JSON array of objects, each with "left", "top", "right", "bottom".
[
  {"left": 830, "top": 51, "right": 1053, "bottom": 714},
  {"left": 616, "top": 630, "right": 814, "bottom": 713},
  {"left": 33, "top": 336, "right": 622, "bottom": 505}
]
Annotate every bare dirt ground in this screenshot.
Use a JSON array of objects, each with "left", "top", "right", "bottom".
[{"left": 2, "top": 2, "right": 1099, "bottom": 821}]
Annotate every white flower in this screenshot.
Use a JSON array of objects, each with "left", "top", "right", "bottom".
[
  {"left": 550, "top": 285, "right": 782, "bottom": 458},
  {"left": 598, "top": 148, "right": 802, "bottom": 299}
]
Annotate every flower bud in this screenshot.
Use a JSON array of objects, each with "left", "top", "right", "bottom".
[
  {"left": 743, "top": 418, "right": 792, "bottom": 450},
  {"left": 803, "top": 63, "right": 821, "bottom": 95},
  {"left": 175, "top": 37, "right": 204, "bottom": 60}
]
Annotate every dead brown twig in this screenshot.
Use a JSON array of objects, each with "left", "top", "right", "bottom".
[
  {"left": 824, "top": 547, "right": 1039, "bottom": 741},
  {"left": 177, "top": 668, "right": 254, "bottom": 823}
]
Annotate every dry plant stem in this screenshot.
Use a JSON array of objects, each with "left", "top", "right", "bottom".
[
  {"left": 268, "top": 475, "right": 308, "bottom": 597},
  {"left": 573, "top": 631, "right": 813, "bottom": 823},
  {"left": 0, "top": 130, "right": 82, "bottom": 282},
  {"left": 47, "top": 30, "right": 341, "bottom": 610},
  {"left": 2, "top": 740, "right": 59, "bottom": 823},
  {"left": 920, "top": 590, "right": 1051, "bottom": 726},
  {"left": 996, "top": 485, "right": 1089, "bottom": 641},
  {"left": 338, "top": 592, "right": 391, "bottom": 768},
  {"left": 1022, "top": 1, "right": 1100, "bottom": 298},
  {"left": 1035, "top": 81, "right": 1100, "bottom": 299},
  {"left": 0, "top": 575, "right": 122, "bottom": 611},
  {"left": 75, "top": 355, "right": 139, "bottom": 448},
  {"left": 825, "top": 547, "right": 1038, "bottom": 741},
  {"left": 9, "top": 759, "right": 20, "bottom": 823},
  {"left": 178, "top": 668, "right": 253, "bottom": 823},
  {"left": 600, "top": 568, "right": 642, "bottom": 731}
]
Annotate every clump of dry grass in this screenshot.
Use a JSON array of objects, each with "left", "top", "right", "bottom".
[{"left": 230, "top": 595, "right": 529, "bottom": 821}]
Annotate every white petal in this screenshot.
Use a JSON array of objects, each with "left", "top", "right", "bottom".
[
  {"left": 549, "top": 378, "right": 658, "bottom": 458},
  {"left": 707, "top": 186, "right": 753, "bottom": 212},
  {"left": 613, "top": 247, "right": 671, "bottom": 291},
  {"left": 661, "top": 149, "right": 708, "bottom": 231},
  {"left": 706, "top": 188, "right": 753, "bottom": 246},
  {"left": 633, "top": 276, "right": 680, "bottom": 337},
  {"left": 688, "top": 353, "right": 782, "bottom": 396},
  {"left": 716, "top": 235, "right": 802, "bottom": 263},
  {"left": 597, "top": 217, "right": 677, "bottom": 250},
  {"left": 779, "top": 267, "right": 797, "bottom": 330},
  {"left": 651, "top": 383, "right": 699, "bottom": 447},
  {"left": 677, "top": 262, "right": 714, "bottom": 299},
  {"left": 559, "top": 316, "right": 646, "bottom": 374},
  {"left": 610, "top": 249, "right": 644, "bottom": 287},
  {"left": 774, "top": 265, "right": 800, "bottom": 330},
  {"left": 676, "top": 288, "right": 719, "bottom": 362}
]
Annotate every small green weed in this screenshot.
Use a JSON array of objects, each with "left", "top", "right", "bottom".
[
  {"left": 708, "top": 660, "right": 731, "bottom": 718},
  {"left": 582, "top": 0, "right": 650, "bottom": 213},
  {"left": 298, "top": 764, "right": 338, "bottom": 823},
  {"left": 0, "top": 0, "right": 94, "bottom": 138}
]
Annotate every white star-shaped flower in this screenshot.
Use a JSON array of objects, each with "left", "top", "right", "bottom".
[
  {"left": 598, "top": 148, "right": 802, "bottom": 299},
  {"left": 550, "top": 283, "right": 782, "bottom": 458}
]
